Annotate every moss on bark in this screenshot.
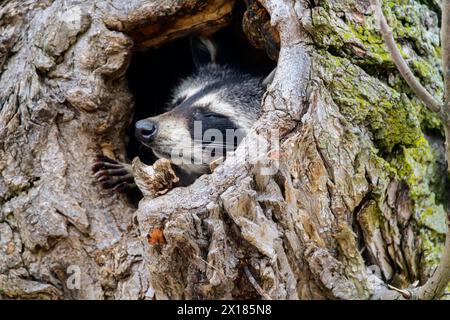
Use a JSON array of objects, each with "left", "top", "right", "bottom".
[{"left": 307, "top": 0, "right": 446, "bottom": 279}]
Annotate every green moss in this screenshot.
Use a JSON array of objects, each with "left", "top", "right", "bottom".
[
  {"left": 313, "top": 50, "right": 446, "bottom": 278},
  {"left": 391, "top": 136, "right": 447, "bottom": 234},
  {"left": 310, "top": 0, "right": 447, "bottom": 286},
  {"left": 419, "top": 228, "right": 445, "bottom": 272},
  {"left": 315, "top": 51, "right": 422, "bottom": 152},
  {"left": 307, "top": 0, "right": 443, "bottom": 94},
  {"left": 419, "top": 102, "right": 443, "bottom": 132},
  {"left": 306, "top": 6, "right": 394, "bottom": 66}
]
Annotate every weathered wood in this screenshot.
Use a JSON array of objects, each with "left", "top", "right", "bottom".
[{"left": 0, "top": 0, "right": 447, "bottom": 299}]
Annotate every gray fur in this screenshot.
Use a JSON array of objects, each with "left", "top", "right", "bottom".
[
  {"left": 170, "top": 63, "right": 264, "bottom": 126},
  {"left": 141, "top": 62, "right": 265, "bottom": 179}
]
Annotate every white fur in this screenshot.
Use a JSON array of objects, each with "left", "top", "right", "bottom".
[{"left": 149, "top": 117, "right": 209, "bottom": 172}]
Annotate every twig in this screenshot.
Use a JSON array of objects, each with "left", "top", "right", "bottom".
[
  {"left": 370, "top": 0, "right": 443, "bottom": 115},
  {"left": 443, "top": 1, "right": 450, "bottom": 115},
  {"left": 386, "top": 284, "right": 411, "bottom": 299},
  {"left": 194, "top": 254, "right": 221, "bottom": 273},
  {"left": 243, "top": 265, "right": 272, "bottom": 300},
  {"left": 416, "top": 227, "right": 450, "bottom": 299}
]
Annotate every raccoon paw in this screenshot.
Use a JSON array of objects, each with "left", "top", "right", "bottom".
[{"left": 92, "top": 155, "right": 136, "bottom": 192}]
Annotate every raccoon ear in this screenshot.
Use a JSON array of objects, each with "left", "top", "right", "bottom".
[
  {"left": 262, "top": 68, "right": 276, "bottom": 88},
  {"left": 190, "top": 36, "right": 218, "bottom": 68}
]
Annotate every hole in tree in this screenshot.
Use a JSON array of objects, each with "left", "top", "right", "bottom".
[{"left": 124, "top": 3, "right": 276, "bottom": 202}]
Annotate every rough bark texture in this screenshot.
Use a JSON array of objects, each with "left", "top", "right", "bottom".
[{"left": 0, "top": 0, "right": 448, "bottom": 299}]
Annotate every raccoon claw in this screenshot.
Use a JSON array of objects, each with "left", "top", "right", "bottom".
[
  {"left": 92, "top": 156, "right": 124, "bottom": 172},
  {"left": 94, "top": 168, "right": 131, "bottom": 180},
  {"left": 92, "top": 155, "right": 136, "bottom": 192},
  {"left": 111, "top": 182, "right": 136, "bottom": 193}
]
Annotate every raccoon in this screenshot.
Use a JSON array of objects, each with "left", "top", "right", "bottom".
[{"left": 93, "top": 37, "right": 274, "bottom": 191}]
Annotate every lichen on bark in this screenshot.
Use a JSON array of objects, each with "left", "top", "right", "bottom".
[{"left": 306, "top": 0, "right": 447, "bottom": 284}]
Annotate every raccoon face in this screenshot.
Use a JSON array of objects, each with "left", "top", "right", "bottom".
[{"left": 135, "top": 37, "right": 270, "bottom": 175}]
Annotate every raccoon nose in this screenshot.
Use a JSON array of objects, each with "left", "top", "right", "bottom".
[{"left": 135, "top": 120, "right": 158, "bottom": 143}]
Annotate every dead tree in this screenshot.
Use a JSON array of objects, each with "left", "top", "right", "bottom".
[{"left": 0, "top": 0, "right": 448, "bottom": 299}]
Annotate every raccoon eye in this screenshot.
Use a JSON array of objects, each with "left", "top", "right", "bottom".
[
  {"left": 203, "top": 113, "right": 221, "bottom": 118},
  {"left": 193, "top": 108, "right": 226, "bottom": 121},
  {"left": 200, "top": 111, "right": 227, "bottom": 119}
]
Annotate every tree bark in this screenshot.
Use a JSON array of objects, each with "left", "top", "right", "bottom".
[{"left": 0, "top": 0, "right": 448, "bottom": 299}]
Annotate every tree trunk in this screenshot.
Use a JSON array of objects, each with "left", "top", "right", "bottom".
[{"left": 0, "top": 0, "right": 447, "bottom": 299}]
